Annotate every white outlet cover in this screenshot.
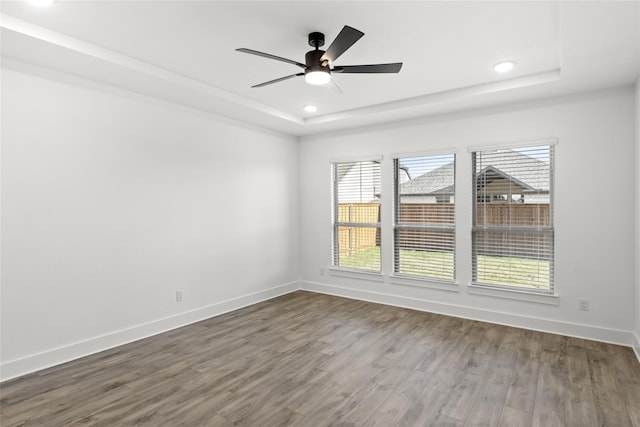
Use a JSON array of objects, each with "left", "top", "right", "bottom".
[{"left": 578, "top": 298, "right": 589, "bottom": 311}]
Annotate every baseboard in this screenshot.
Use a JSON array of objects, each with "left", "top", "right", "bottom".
[
  {"left": 300, "top": 281, "right": 635, "bottom": 348},
  {"left": 633, "top": 331, "right": 640, "bottom": 364},
  {"left": 0, "top": 281, "right": 299, "bottom": 383}
]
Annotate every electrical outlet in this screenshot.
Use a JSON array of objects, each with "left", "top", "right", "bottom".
[
  {"left": 578, "top": 298, "right": 589, "bottom": 311},
  {"left": 320, "top": 268, "right": 325, "bottom": 276},
  {"left": 176, "top": 290, "right": 184, "bottom": 302}
]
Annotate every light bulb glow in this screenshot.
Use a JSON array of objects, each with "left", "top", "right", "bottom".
[
  {"left": 305, "top": 70, "right": 331, "bottom": 85},
  {"left": 493, "top": 61, "right": 515, "bottom": 73},
  {"left": 303, "top": 105, "right": 318, "bottom": 113}
]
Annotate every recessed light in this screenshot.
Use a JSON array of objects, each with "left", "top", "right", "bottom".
[
  {"left": 493, "top": 61, "right": 515, "bottom": 73},
  {"left": 28, "top": 0, "right": 55, "bottom": 7},
  {"left": 303, "top": 105, "right": 318, "bottom": 113}
]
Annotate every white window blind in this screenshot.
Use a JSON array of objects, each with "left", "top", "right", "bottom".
[
  {"left": 394, "top": 154, "right": 455, "bottom": 281},
  {"left": 472, "top": 145, "right": 554, "bottom": 292},
  {"left": 332, "top": 161, "right": 381, "bottom": 272}
]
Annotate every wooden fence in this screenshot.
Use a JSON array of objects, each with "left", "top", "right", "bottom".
[
  {"left": 476, "top": 203, "right": 549, "bottom": 227},
  {"left": 475, "top": 203, "right": 551, "bottom": 257},
  {"left": 337, "top": 203, "right": 380, "bottom": 257},
  {"left": 337, "top": 203, "right": 549, "bottom": 257}
]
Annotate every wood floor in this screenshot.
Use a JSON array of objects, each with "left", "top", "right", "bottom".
[{"left": 1, "top": 291, "right": 639, "bottom": 426}]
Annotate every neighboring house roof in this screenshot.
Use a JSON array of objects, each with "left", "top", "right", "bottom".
[
  {"left": 335, "top": 160, "right": 381, "bottom": 183},
  {"left": 400, "top": 149, "right": 550, "bottom": 196},
  {"left": 400, "top": 162, "right": 455, "bottom": 196},
  {"left": 476, "top": 149, "right": 550, "bottom": 194},
  {"left": 335, "top": 162, "right": 356, "bottom": 183}
]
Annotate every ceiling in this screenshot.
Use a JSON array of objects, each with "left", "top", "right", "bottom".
[{"left": 1, "top": 1, "right": 639, "bottom": 136}]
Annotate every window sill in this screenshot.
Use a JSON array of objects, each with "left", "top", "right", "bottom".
[
  {"left": 328, "top": 267, "right": 385, "bottom": 282},
  {"left": 390, "top": 274, "right": 459, "bottom": 292},
  {"left": 467, "top": 283, "right": 559, "bottom": 306}
]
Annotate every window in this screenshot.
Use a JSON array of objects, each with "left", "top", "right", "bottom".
[
  {"left": 332, "top": 160, "right": 381, "bottom": 272},
  {"left": 393, "top": 154, "right": 455, "bottom": 281},
  {"left": 472, "top": 145, "right": 554, "bottom": 292}
]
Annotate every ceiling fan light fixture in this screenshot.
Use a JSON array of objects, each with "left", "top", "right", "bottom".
[
  {"left": 305, "top": 70, "right": 331, "bottom": 85},
  {"left": 493, "top": 61, "right": 515, "bottom": 73}
]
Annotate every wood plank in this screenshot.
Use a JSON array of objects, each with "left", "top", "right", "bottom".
[
  {"left": 586, "top": 347, "right": 634, "bottom": 427},
  {"left": 438, "top": 372, "right": 483, "bottom": 421},
  {"left": 484, "top": 327, "right": 519, "bottom": 386},
  {"left": 396, "top": 385, "right": 448, "bottom": 426},
  {"left": 532, "top": 363, "right": 565, "bottom": 427},
  {"left": 328, "top": 382, "right": 392, "bottom": 425},
  {"left": 608, "top": 345, "right": 640, "bottom": 427},
  {"left": 464, "top": 381, "right": 508, "bottom": 426},
  {"left": 504, "top": 348, "right": 540, "bottom": 413},
  {"left": 499, "top": 406, "right": 532, "bottom": 427},
  {"left": 362, "top": 388, "right": 413, "bottom": 426},
  {"left": 563, "top": 341, "right": 597, "bottom": 427}
]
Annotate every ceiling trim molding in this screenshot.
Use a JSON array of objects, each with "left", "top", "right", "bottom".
[
  {"left": 303, "top": 69, "right": 562, "bottom": 126},
  {"left": 0, "top": 13, "right": 304, "bottom": 126}
]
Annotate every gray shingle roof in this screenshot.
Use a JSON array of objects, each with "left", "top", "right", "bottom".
[
  {"left": 400, "top": 149, "right": 550, "bottom": 196},
  {"left": 400, "top": 162, "right": 455, "bottom": 195},
  {"left": 476, "top": 149, "right": 550, "bottom": 193}
]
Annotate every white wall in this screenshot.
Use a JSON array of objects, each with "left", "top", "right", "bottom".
[
  {"left": 0, "top": 68, "right": 299, "bottom": 380},
  {"left": 299, "top": 87, "right": 637, "bottom": 345},
  {"left": 635, "top": 77, "right": 640, "bottom": 358}
]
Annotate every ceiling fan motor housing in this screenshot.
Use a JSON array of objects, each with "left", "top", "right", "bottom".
[
  {"left": 305, "top": 49, "right": 329, "bottom": 74},
  {"left": 308, "top": 31, "right": 325, "bottom": 48}
]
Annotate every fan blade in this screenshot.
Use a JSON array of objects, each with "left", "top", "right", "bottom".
[
  {"left": 320, "top": 26, "right": 364, "bottom": 64},
  {"left": 236, "top": 48, "right": 306, "bottom": 69},
  {"left": 333, "top": 63, "right": 403, "bottom": 73},
  {"left": 251, "top": 73, "right": 304, "bottom": 88}
]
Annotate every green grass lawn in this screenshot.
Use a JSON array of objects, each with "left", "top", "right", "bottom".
[
  {"left": 475, "top": 255, "right": 550, "bottom": 290},
  {"left": 338, "top": 247, "right": 382, "bottom": 271},
  {"left": 339, "top": 247, "right": 551, "bottom": 290}
]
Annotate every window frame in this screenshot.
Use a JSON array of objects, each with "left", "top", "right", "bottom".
[
  {"left": 392, "top": 152, "right": 457, "bottom": 283},
  {"left": 331, "top": 158, "right": 382, "bottom": 274},
  {"left": 470, "top": 141, "right": 555, "bottom": 294}
]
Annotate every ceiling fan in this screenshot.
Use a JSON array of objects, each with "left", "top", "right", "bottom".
[{"left": 236, "top": 25, "right": 403, "bottom": 88}]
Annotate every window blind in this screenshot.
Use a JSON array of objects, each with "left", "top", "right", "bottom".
[
  {"left": 472, "top": 145, "right": 554, "bottom": 291},
  {"left": 394, "top": 154, "right": 455, "bottom": 281},
  {"left": 332, "top": 161, "right": 381, "bottom": 272}
]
